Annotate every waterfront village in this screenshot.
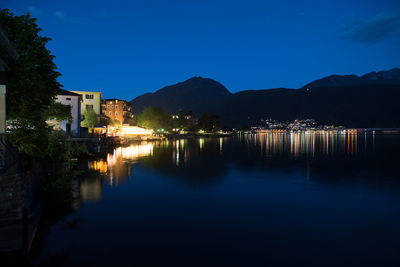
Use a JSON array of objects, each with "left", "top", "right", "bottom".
[
  {"left": 49, "top": 89, "right": 215, "bottom": 141},
  {"left": 13, "top": 87, "right": 376, "bottom": 146},
  {"left": 48, "top": 88, "right": 351, "bottom": 141},
  {"left": 51, "top": 89, "right": 153, "bottom": 138},
  {"left": 253, "top": 119, "right": 345, "bottom": 132}
]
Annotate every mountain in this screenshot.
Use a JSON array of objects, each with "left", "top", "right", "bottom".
[
  {"left": 226, "top": 84, "right": 400, "bottom": 127},
  {"left": 130, "top": 77, "right": 231, "bottom": 114},
  {"left": 302, "top": 68, "right": 400, "bottom": 89},
  {"left": 130, "top": 69, "right": 400, "bottom": 127}
]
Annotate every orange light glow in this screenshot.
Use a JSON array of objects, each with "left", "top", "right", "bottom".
[{"left": 88, "top": 159, "right": 108, "bottom": 173}]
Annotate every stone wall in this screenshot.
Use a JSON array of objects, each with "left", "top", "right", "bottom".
[{"left": 0, "top": 164, "right": 43, "bottom": 255}]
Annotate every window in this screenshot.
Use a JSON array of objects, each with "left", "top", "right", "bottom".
[
  {"left": 115, "top": 104, "right": 118, "bottom": 108},
  {"left": 85, "top": 94, "right": 94, "bottom": 99},
  {"left": 86, "top": 104, "right": 93, "bottom": 110},
  {"left": 109, "top": 111, "right": 112, "bottom": 116},
  {"left": 66, "top": 97, "right": 71, "bottom": 100},
  {"left": 115, "top": 111, "right": 118, "bottom": 116}
]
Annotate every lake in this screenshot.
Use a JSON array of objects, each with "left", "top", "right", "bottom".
[{"left": 31, "top": 132, "right": 400, "bottom": 266}]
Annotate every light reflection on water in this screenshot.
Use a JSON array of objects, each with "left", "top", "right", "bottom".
[
  {"left": 87, "top": 132, "right": 379, "bottom": 188},
  {"left": 88, "top": 142, "right": 155, "bottom": 187},
  {"left": 88, "top": 133, "right": 378, "bottom": 176},
  {"left": 84, "top": 132, "right": 391, "bottom": 196},
  {"left": 80, "top": 133, "right": 398, "bottom": 205},
  {"left": 34, "top": 132, "right": 400, "bottom": 266},
  {"left": 240, "top": 132, "right": 362, "bottom": 159}
]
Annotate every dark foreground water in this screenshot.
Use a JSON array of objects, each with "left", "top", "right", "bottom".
[{"left": 32, "top": 133, "right": 400, "bottom": 266}]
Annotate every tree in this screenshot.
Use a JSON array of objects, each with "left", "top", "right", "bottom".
[
  {"left": 81, "top": 109, "right": 98, "bottom": 130},
  {"left": 109, "top": 119, "right": 121, "bottom": 127},
  {"left": 45, "top": 102, "right": 72, "bottom": 122},
  {"left": 125, "top": 116, "right": 137, "bottom": 126},
  {"left": 137, "top": 106, "right": 169, "bottom": 130},
  {"left": 177, "top": 110, "right": 188, "bottom": 129},
  {"left": 98, "top": 115, "right": 111, "bottom": 127},
  {"left": 197, "top": 113, "right": 220, "bottom": 132},
  {"left": 0, "top": 9, "right": 63, "bottom": 155},
  {"left": 171, "top": 110, "right": 188, "bottom": 130}
]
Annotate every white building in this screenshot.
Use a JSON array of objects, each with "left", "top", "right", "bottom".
[
  {"left": 69, "top": 90, "right": 102, "bottom": 115},
  {"left": 54, "top": 89, "right": 82, "bottom": 136}
]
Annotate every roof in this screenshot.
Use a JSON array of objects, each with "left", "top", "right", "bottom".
[
  {"left": 102, "top": 98, "right": 129, "bottom": 103},
  {"left": 70, "top": 90, "right": 103, "bottom": 97},
  {"left": 57, "top": 89, "right": 82, "bottom": 96}
]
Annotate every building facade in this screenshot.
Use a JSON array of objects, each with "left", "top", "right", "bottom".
[
  {"left": 70, "top": 90, "right": 102, "bottom": 115},
  {"left": 54, "top": 89, "right": 82, "bottom": 137},
  {"left": 101, "top": 99, "right": 133, "bottom": 124}
]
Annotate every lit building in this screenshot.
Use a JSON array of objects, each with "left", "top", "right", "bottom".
[
  {"left": 52, "top": 89, "right": 82, "bottom": 136},
  {"left": 170, "top": 113, "right": 198, "bottom": 130},
  {"left": 101, "top": 99, "right": 133, "bottom": 124},
  {"left": 69, "top": 90, "right": 102, "bottom": 115},
  {"left": 118, "top": 125, "right": 153, "bottom": 136}
]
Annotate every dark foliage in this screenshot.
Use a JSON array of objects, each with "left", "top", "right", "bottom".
[
  {"left": 0, "top": 9, "right": 64, "bottom": 155},
  {"left": 197, "top": 112, "right": 220, "bottom": 132},
  {"left": 137, "top": 106, "right": 170, "bottom": 130}
]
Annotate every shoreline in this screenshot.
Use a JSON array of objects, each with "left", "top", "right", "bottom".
[{"left": 249, "top": 128, "right": 400, "bottom": 134}]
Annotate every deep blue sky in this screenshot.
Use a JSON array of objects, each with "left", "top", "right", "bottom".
[{"left": 3, "top": 0, "right": 400, "bottom": 100}]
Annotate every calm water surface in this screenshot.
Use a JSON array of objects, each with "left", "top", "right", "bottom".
[{"left": 32, "top": 133, "right": 400, "bottom": 266}]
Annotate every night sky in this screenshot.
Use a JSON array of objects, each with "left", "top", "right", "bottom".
[{"left": 3, "top": 0, "right": 400, "bottom": 100}]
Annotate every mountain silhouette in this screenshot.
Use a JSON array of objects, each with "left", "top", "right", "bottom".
[
  {"left": 302, "top": 68, "right": 400, "bottom": 89},
  {"left": 130, "top": 69, "right": 400, "bottom": 127},
  {"left": 131, "top": 77, "right": 230, "bottom": 114}
]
